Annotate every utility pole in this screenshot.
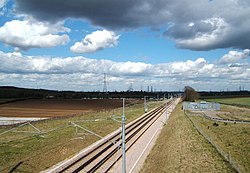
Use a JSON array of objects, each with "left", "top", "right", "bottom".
[
  {"left": 103, "top": 73, "right": 108, "bottom": 93},
  {"left": 122, "top": 98, "right": 126, "bottom": 173},
  {"left": 144, "top": 96, "right": 148, "bottom": 113},
  {"left": 128, "top": 83, "right": 133, "bottom": 92}
]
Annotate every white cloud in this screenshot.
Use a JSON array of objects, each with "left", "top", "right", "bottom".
[
  {"left": 0, "top": 19, "right": 70, "bottom": 49},
  {"left": 174, "top": 17, "right": 230, "bottom": 50},
  {"left": 0, "top": 50, "right": 249, "bottom": 91},
  {"left": 70, "top": 30, "right": 120, "bottom": 53},
  {"left": 219, "top": 49, "right": 250, "bottom": 64},
  {"left": 110, "top": 61, "right": 152, "bottom": 76},
  {"left": 0, "top": 51, "right": 114, "bottom": 74},
  {"left": 171, "top": 58, "right": 207, "bottom": 73},
  {"left": 228, "top": 63, "right": 245, "bottom": 67}
]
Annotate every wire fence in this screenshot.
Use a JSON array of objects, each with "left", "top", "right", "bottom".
[
  {"left": 0, "top": 113, "right": 116, "bottom": 144},
  {"left": 183, "top": 101, "right": 220, "bottom": 111},
  {"left": 184, "top": 111, "right": 245, "bottom": 173},
  {"left": 203, "top": 114, "right": 250, "bottom": 124}
]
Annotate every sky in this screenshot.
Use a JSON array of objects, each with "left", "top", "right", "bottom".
[{"left": 0, "top": 0, "right": 249, "bottom": 91}]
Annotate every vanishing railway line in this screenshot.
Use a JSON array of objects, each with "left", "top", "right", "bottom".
[{"left": 46, "top": 99, "right": 175, "bottom": 173}]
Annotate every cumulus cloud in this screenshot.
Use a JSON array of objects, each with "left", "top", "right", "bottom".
[
  {"left": 166, "top": 17, "right": 231, "bottom": 50},
  {"left": 110, "top": 61, "right": 152, "bottom": 76},
  {"left": 163, "top": 1, "right": 250, "bottom": 50},
  {"left": 0, "top": 19, "right": 70, "bottom": 50},
  {"left": 70, "top": 30, "right": 119, "bottom": 53},
  {"left": 228, "top": 63, "right": 245, "bottom": 68},
  {"left": 219, "top": 49, "right": 250, "bottom": 64},
  {"left": 0, "top": 50, "right": 248, "bottom": 80},
  {"left": 14, "top": 0, "right": 250, "bottom": 50},
  {"left": 0, "top": 50, "right": 249, "bottom": 91},
  {"left": 0, "top": 51, "right": 113, "bottom": 74}
]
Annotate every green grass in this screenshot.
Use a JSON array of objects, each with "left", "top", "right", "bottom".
[
  {"left": 216, "top": 104, "right": 250, "bottom": 121},
  {"left": 0, "top": 100, "right": 164, "bottom": 173},
  {"left": 205, "top": 97, "right": 250, "bottom": 107},
  {"left": 190, "top": 115, "right": 250, "bottom": 173},
  {"left": 140, "top": 103, "right": 234, "bottom": 173}
]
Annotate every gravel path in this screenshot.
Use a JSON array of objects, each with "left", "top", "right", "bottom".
[{"left": 203, "top": 110, "right": 250, "bottom": 124}]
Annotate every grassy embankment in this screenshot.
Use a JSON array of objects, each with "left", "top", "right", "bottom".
[
  {"left": 0, "top": 100, "right": 164, "bottom": 173},
  {"left": 190, "top": 115, "right": 250, "bottom": 173},
  {"left": 141, "top": 103, "right": 235, "bottom": 173},
  {"left": 189, "top": 98, "right": 250, "bottom": 172}
]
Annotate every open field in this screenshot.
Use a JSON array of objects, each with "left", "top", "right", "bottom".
[
  {"left": 205, "top": 97, "right": 250, "bottom": 107},
  {"left": 0, "top": 98, "right": 142, "bottom": 118},
  {"left": 140, "top": 103, "right": 234, "bottom": 173},
  {"left": 217, "top": 104, "right": 250, "bottom": 121},
  {"left": 190, "top": 115, "right": 250, "bottom": 173},
  {"left": 184, "top": 99, "right": 250, "bottom": 172},
  {"left": 0, "top": 100, "right": 163, "bottom": 173}
]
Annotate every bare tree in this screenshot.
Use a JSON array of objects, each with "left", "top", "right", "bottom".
[{"left": 183, "top": 86, "right": 199, "bottom": 102}]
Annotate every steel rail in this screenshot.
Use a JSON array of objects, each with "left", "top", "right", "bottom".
[{"left": 50, "top": 99, "right": 175, "bottom": 173}]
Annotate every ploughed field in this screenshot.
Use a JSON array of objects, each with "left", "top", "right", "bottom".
[{"left": 0, "top": 99, "right": 140, "bottom": 118}]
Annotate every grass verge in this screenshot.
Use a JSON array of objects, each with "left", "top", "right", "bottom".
[
  {"left": 0, "top": 100, "right": 164, "bottom": 173},
  {"left": 140, "top": 103, "right": 235, "bottom": 173}
]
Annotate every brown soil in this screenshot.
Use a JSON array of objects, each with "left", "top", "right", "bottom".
[{"left": 0, "top": 99, "right": 142, "bottom": 118}]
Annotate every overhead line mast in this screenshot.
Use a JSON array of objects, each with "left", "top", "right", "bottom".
[{"left": 103, "top": 73, "right": 108, "bottom": 93}]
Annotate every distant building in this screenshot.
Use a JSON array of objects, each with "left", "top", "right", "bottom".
[
  {"left": 183, "top": 101, "right": 220, "bottom": 111},
  {"left": 46, "top": 95, "right": 55, "bottom": 99}
]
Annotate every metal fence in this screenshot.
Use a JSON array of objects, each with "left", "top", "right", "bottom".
[{"left": 183, "top": 101, "right": 220, "bottom": 111}]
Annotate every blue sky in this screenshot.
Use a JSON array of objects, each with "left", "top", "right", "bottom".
[{"left": 0, "top": 0, "right": 249, "bottom": 91}]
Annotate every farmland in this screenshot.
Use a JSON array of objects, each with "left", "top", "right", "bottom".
[
  {"left": 217, "top": 104, "right": 250, "bottom": 121},
  {"left": 205, "top": 97, "right": 250, "bottom": 107},
  {"left": 0, "top": 98, "right": 142, "bottom": 118}
]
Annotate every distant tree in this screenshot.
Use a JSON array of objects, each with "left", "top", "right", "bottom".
[{"left": 183, "top": 86, "right": 199, "bottom": 102}]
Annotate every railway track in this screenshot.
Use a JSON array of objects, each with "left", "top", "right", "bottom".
[{"left": 46, "top": 99, "right": 175, "bottom": 173}]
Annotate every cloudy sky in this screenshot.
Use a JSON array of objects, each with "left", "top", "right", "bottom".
[{"left": 0, "top": 0, "right": 249, "bottom": 91}]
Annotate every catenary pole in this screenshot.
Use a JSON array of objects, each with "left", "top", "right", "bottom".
[
  {"left": 122, "top": 98, "right": 126, "bottom": 173},
  {"left": 144, "top": 96, "right": 148, "bottom": 113}
]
